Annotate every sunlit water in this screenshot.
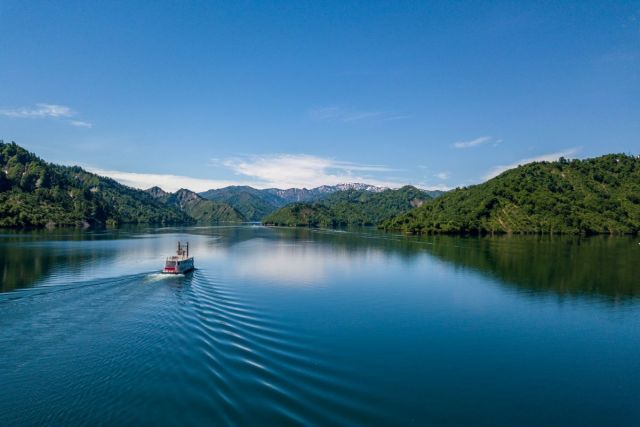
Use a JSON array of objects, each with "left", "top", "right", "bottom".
[{"left": 1, "top": 226, "right": 639, "bottom": 426}]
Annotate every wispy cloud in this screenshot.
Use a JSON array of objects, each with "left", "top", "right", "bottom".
[
  {"left": 426, "top": 183, "right": 454, "bottom": 191},
  {"left": 0, "top": 103, "right": 92, "bottom": 128},
  {"left": 435, "top": 171, "right": 450, "bottom": 180},
  {"left": 483, "top": 148, "right": 581, "bottom": 180},
  {"left": 222, "top": 154, "right": 403, "bottom": 189},
  {"left": 310, "top": 106, "right": 411, "bottom": 123},
  {"left": 0, "top": 103, "right": 74, "bottom": 118},
  {"left": 88, "top": 153, "right": 413, "bottom": 192},
  {"left": 69, "top": 120, "right": 93, "bottom": 128},
  {"left": 86, "top": 168, "right": 246, "bottom": 193},
  {"left": 412, "top": 181, "right": 454, "bottom": 191},
  {"left": 453, "top": 136, "right": 494, "bottom": 149}
]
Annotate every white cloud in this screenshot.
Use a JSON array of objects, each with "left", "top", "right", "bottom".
[
  {"left": 86, "top": 168, "right": 248, "bottom": 193},
  {"left": 69, "top": 120, "right": 93, "bottom": 128},
  {"left": 222, "top": 154, "right": 404, "bottom": 189},
  {"left": 310, "top": 106, "right": 410, "bottom": 123},
  {"left": 0, "top": 103, "right": 75, "bottom": 118},
  {"left": 435, "top": 172, "right": 449, "bottom": 180},
  {"left": 424, "top": 183, "right": 454, "bottom": 191},
  {"left": 483, "top": 148, "right": 581, "bottom": 180},
  {"left": 453, "top": 136, "right": 493, "bottom": 149},
  {"left": 86, "top": 154, "right": 413, "bottom": 192},
  {"left": 0, "top": 103, "right": 92, "bottom": 128}
]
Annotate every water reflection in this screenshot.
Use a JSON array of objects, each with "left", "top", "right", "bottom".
[
  {"left": 0, "top": 232, "right": 114, "bottom": 292},
  {"left": 0, "top": 227, "right": 195, "bottom": 292},
  {"left": 1, "top": 226, "right": 638, "bottom": 300},
  {"left": 231, "top": 240, "right": 330, "bottom": 285},
  {"left": 242, "top": 228, "right": 639, "bottom": 299},
  {"left": 1, "top": 226, "right": 639, "bottom": 425},
  {"left": 419, "top": 234, "right": 640, "bottom": 299}
]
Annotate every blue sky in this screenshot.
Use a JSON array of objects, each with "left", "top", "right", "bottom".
[{"left": 1, "top": 1, "right": 638, "bottom": 191}]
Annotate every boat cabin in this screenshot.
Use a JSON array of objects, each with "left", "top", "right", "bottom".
[{"left": 162, "top": 242, "right": 195, "bottom": 274}]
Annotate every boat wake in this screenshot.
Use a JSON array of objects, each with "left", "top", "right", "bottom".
[{"left": 0, "top": 267, "right": 382, "bottom": 425}]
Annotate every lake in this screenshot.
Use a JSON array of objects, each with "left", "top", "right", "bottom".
[{"left": 0, "top": 226, "right": 639, "bottom": 426}]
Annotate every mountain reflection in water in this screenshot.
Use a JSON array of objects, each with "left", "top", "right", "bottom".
[{"left": 0, "top": 226, "right": 638, "bottom": 425}]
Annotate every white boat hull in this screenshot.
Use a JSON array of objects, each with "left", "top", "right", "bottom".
[{"left": 162, "top": 257, "right": 194, "bottom": 274}]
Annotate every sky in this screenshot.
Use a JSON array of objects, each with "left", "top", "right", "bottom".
[{"left": 0, "top": 0, "right": 638, "bottom": 191}]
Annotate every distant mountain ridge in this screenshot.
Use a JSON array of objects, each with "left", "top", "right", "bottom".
[
  {"left": 265, "top": 183, "right": 388, "bottom": 202},
  {"left": 200, "top": 184, "right": 446, "bottom": 222},
  {"left": 262, "top": 186, "right": 432, "bottom": 227},
  {"left": 315, "top": 183, "right": 387, "bottom": 193},
  {"left": 201, "top": 182, "right": 386, "bottom": 201},
  {"left": 199, "top": 183, "right": 392, "bottom": 221}
]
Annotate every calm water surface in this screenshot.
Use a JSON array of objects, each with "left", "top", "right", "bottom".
[{"left": 0, "top": 226, "right": 639, "bottom": 426}]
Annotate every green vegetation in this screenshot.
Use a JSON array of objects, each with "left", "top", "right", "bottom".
[
  {"left": 424, "top": 190, "right": 446, "bottom": 199},
  {"left": 0, "top": 142, "right": 191, "bottom": 228},
  {"left": 199, "top": 186, "right": 279, "bottom": 221},
  {"left": 256, "top": 228, "right": 640, "bottom": 298},
  {"left": 421, "top": 235, "right": 640, "bottom": 298},
  {"left": 263, "top": 186, "right": 431, "bottom": 227},
  {"left": 7, "top": 141, "right": 634, "bottom": 235},
  {"left": 148, "top": 187, "right": 245, "bottom": 223},
  {"left": 381, "top": 154, "right": 640, "bottom": 235},
  {"left": 200, "top": 184, "right": 400, "bottom": 221}
]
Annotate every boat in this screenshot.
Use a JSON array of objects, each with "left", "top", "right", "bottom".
[{"left": 162, "top": 242, "right": 195, "bottom": 274}]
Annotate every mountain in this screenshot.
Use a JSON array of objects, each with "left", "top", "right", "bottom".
[
  {"left": 0, "top": 142, "right": 191, "bottom": 227},
  {"left": 424, "top": 190, "right": 446, "bottom": 199},
  {"left": 147, "top": 187, "right": 245, "bottom": 223},
  {"left": 263, "top": 183, "right": 387, "bottom": 204},
  {"left": 199, "top": 183, "right": 384, "bottom": 220},
  {"left": 199, "top": 186, "right": 280, "bottom": 221},
  {"left": 381, "top": 154, "right": 640, "bottom": 235},
  {"left": 200, "top": 183, "right": 392, "bottom": 220},
  {"left": 0, "top": 141, "right": 450, "bottom": 229},
  {"left": 316, "top": 183, "right": 387, "bottom": 193},
  {"left": 262, "top": 185, "right": 432, "bottom": 227},
  {"left": 146, "top": 186, "right": 169, "bottom": 199}
]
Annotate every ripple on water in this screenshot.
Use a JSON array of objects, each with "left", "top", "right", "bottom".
[
  {"left": 0, "top": 267, "right": 384, "bottom": 425},
  {"left": 173, "top": 270, "right": 386, "bottom": 425}
]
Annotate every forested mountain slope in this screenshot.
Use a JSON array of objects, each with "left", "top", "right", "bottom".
[
  {"left": 0, "top": 142, "right": 190, "bottom": 228},
  {"left": 381, "top": 154, "right": 640, "bottom": 234},
  {"left": 200, "top": 183, "right": 394, "bottom": 221},
  {"left": 147, "top": 187, "right": 245, "bottom": 223},
  {"left": 263, "top": 186, "right": 431, "bottom": 227},
  {"left": 199, "top": 186, "right": 279, "bottom": 221}
]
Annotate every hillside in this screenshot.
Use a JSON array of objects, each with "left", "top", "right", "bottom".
[
  {"left": 424, "top": 190, "right": 446, "bottom": 199},
  {"left": 0, "top": 142, "right": 191, "bottom": 227},
  {"left": 200, "top": 183, "right": 391, "bottom": 221},
  {"left": 381, "top": 154, "right": 640, "bottom": 235},
  {"left": 199, "top": 186, "right": 279, "bottom": 221},
  {"left": 264, "top": 183, "right": 387, "bottom": 204},
  {"left": 263, "top": 186, "right": 431, "bottom": 227},
  {"left": 147, "top": 187, "right": 245, "bottom": 223}
]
